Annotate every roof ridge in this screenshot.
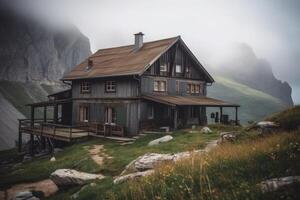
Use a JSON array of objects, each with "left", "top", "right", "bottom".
[{"left": 90, "top": 36, "right": 180, "bottom": 58}]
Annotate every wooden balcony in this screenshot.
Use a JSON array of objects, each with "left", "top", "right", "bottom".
[{"left": 19, "top": 119, "right": 90, "bottom": 142}]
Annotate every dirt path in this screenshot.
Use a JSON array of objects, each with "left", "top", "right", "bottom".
[
  {"left": 88, "top": 145, "right": 105, "bottom": 166},
  {"left": 0, "top": 179, "right": 58, "bottom": 200}
]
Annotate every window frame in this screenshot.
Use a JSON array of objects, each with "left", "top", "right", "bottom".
[
  {"left": 80, "top": 81, "right": 91, "bottom": 94},
  {"left": 160, "top": 64, "right": 167, "bottom": 72},
  {"left": 79, "top": 105, "right": 89, "bottom": 122},
  {"left": 153, "top": 80, "right": 167, "bottom": 92},
  {"left": 105, "top": 81, "right": 116, "bottom": 93}
]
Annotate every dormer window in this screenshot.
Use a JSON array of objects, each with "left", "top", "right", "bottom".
[
  {"left": 80, "top": 81, "right": 91, "bottom": 94},
  {"left": 175, "top": 64, "right": 182, "bottom": 73},
  {"left": 105, "top": 81, "right": 116, "bottom": 92}
]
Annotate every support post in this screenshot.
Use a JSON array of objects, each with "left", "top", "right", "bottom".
[
  {"left": 173, "top": 107, "right": 178, "bottom": 130},
  {"left": 220, "top": 106, "right": 223, "bottom": 123},
  {"left": 43, "top": 106, "right": 47, "bottom": 122},
  {"left": 235, "top": 107, "right": 239, "bottom": 125},
  {"left": 30, "top": 134, "right": 34, "bottom": 156},
  {"left": 30, "top": 106, "right": 35, "bottom": 128},
  {"left": 54, "top": 104, "right": 58, "bottom": 124},
  {"left": 18, "top": 131, "right": 22, "bottom": 152}
]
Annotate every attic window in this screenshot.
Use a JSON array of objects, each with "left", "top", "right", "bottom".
[
  {"left": 105, "top": 81, "right": 116, "bottom": 92},
  {"left": 85, "top": 59, "right": 93, "bottom": 71},
  {"left": 160, "top": 64, "right": 167, "bottom": 72},
  {"left": 175, "top": 64, "right": 182, "bottom": 73}
]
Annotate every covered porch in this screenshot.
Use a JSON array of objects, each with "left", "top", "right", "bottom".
[{"left": 142, "top": 95, "right": 240, "bottom": 130}]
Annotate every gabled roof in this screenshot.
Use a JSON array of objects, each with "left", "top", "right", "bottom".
[
  {"left": 62, "top": 36, "right": 214, "bottom": 82},
  {"left": 143, "top": 95, "right": 239, "bottom": 107}
]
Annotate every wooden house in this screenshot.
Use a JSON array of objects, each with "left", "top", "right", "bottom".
[{"left": 19, "top": 33, "right": 239, "bottom": 154}]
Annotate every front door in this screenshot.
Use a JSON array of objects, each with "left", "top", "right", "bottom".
[{"left": 105, "top": 107, "right": 116, "bottom": 124}]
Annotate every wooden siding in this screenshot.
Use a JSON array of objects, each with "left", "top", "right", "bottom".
[
  {"left": 72, "top": 77, "right": 138, "bottom": 99},
  {"left": 141, "top": 76, "right": 206, "bottom": 96},
  {"left": 144, "top": 44, "right": 206, "bottom": 80},
  {"left": 72, "top": 99, "right": 139, "bottom": 136}
]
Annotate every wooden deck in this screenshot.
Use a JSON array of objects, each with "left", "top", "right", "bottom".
[{"left": 19, "top": 120, "right": 89, "bottom": 142}]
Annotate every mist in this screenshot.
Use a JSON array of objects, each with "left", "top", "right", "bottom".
[{"left": 2, "top": 0, "right": 300, "bottom": 103}]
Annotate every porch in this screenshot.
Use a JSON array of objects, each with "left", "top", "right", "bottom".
[{"left": 141, "top": 95, "right": 240, "bottom": 130}]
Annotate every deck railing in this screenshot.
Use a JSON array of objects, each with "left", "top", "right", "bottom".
[{"left": 19, "top": 119, "right": 89, "bottom": 139}]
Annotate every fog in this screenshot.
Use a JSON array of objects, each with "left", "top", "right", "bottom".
[{"left": 2, "top": 0, "right": 300, "bottom": 103}]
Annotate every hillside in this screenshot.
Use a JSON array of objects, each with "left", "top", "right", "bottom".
[
  {"left": 207, "top": 76, "right": 287, "bottom": 124},
  {"left": 212, "top": 43, "right": 293, "bottom": 106}
]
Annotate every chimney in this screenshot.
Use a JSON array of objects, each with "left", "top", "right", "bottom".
[{"left": 134, "top": 32, "right": 144, "bottom": 51}]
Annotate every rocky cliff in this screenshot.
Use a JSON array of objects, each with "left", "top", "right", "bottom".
[
  {"left": 0, "top": 8, "right": 91, "bottom": 83},
  {"left": 0, "top": 7, "right": 91, "bottom": 150},
  {"left": 213, "top": 43, "right": 293, "bottom": 106}
]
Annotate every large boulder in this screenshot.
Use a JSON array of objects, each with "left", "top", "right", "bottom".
[
  {"left": 200, "top": 127, "right": 212, "bottom": 134},
  {"left": 148, "top": 135, "right": 173, "bottom": 146},
  {"left": 259, "top": 176, "right": 300, "bottom": 193},
  {"left": 114, "top": 170, "right": 155, "bottom": 184},
  {"left": 257, "top": 121, "right": 279, "bottom": 128},
  {"left": 50, "top": 169, "right": 104, "bottom": 187},
  {"left": 134, "top": 153, "right": 174, "bottom": 171},
  {"left": 220, "top": 132, "right": 238, "bottom": 143}
]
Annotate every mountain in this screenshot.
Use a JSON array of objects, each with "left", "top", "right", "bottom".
[
  {"left": 207, "top": 76, "right": 287, "bottom": 124},
  {"left": 0, "top": 8, "right": 91, "bottom": 83},
  {"left": 0, "top": 8, "right": 91, "bottom": 150},
  {"left": 212, "top": 43, "right": 293, "bottom": 106}
]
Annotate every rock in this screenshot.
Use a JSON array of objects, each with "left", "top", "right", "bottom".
[
  {"left": 50, "top": 169, "right": 104, "bottom": 187},
  {"left": 220, "top": 132, "right": 237, "bottom": 143},
  {"left": 114, "top": 170, "right": 155, "bottom": 184},
  {"left": 134, "top": 153, "right": 174, "bottom": 171},
  {"left": 200, "top": 127, "right": 212, "bottom": 134},
  {"left": 257, "top": 121, "right": 279, "bottom": 128},
  {"left": 259, "top": 176, "right": 300, "bottom": 193},
  {"left": 15, "top": 191, "right": 40, "bottom": 200},
  {"left": 148, "top": 135, "right": 173, "bottom": 146},
  {"left": 50, "top": 157, "right": 56, "bottom": 162}
]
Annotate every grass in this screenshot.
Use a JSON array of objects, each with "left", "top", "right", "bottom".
[
  {"left": 266, "top": 105, "right": 300, "bottom": 131},
  {"left": 0, "top": 127, "right": 220, "bottom": 189},
  {"left": 99, "top": 131, "right": 300, "bottom": 200}
]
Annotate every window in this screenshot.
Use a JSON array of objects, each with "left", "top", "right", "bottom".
[
  {"left": 154, "top": 80, "right": 167, "bottom": 92},
  {"left": 175, "top": 64, "right": 182, "bottom": 73},
  {"left": 79, "top": 105, "right": 89, "bottom": 122},
  {"left": 105, "top": 81, "right": 116, "bottom": 92},
  {"left": 195, "top": 85, "right": 200, "bottom": 94},
  {"left": 105, "top": 107, "right": 116, "bottom": 124},
  {"left": 187, "top": 83, "right": 201, "bottom": 94},
  {"left": 80, "top": 81, "right": 91, "bottom": 94},
  {"left": 160, "top": 64, "right": 167, "bottom": 72},
  {"left": 147, "top": 105, "right": 154, "bottom": 119}
]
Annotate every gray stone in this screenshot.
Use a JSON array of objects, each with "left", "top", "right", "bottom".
[
  {"left": 134, "top": 153, "right": 174, "bottom": 171},
  {"left": 257, "top": 121, "right": 279, "bottom": 128},
  {"left": 15, "top": 191, "right": 40, "bottom": 200},
  {"left": 259, "top": 176, "right": 300, "bottom": 193},
  {"left": 114, "top": 170, "right": 155, "bottom": 184},
  {"left": 148, "top": 135, "right": 173, "bottom": 146},
  {"left": 220, "top": 132, "right": 237, "bottom": 142},
  {"left": 200, "top": 127, "right": 212, "bottom": 134},
  {"left": 50, "top": 169, "right": 104, "bottom": 187}
]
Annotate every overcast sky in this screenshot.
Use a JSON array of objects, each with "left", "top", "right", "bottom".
[{"left": 3, "top": 0, "right": 300, "bottom": 103}]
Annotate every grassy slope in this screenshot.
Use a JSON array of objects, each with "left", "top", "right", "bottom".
[
  {"left": 104, "top": 132, "right": 300, "bottom": 200},
  {"left": 0, "top": 128, "right": 219, "bottom": 188},
  {"left": 266, "top": 105, "right": 300, "bottom": 131},
  {"left": 207, "top": 76, "right": 287, "bottom": 124}
]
